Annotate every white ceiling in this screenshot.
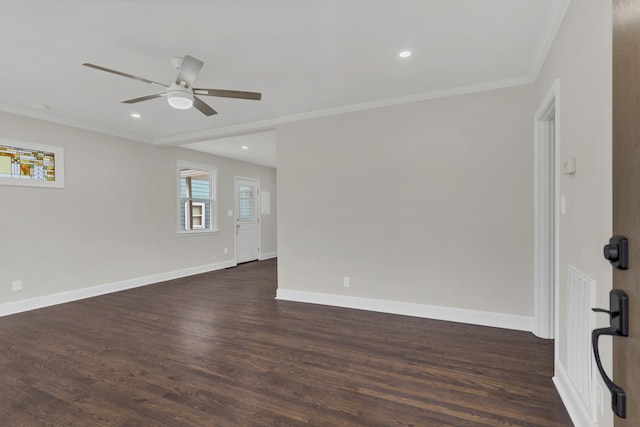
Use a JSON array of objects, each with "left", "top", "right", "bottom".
[
  {"left": 183, "top": 130, "right": 277, "bottom": 168},
  {"left": 0, "top": 0, "right": 567, "bottom": 168}
]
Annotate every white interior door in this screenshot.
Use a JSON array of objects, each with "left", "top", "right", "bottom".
[{"left": 235, "top": 177, "right": 260, "bottom": 263}]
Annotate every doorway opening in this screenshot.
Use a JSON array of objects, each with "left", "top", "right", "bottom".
[{"left": 534, "top": 80, "right": 560, "bottom": 340}]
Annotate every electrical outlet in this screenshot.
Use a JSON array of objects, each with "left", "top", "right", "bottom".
[
  {"left": 12, "top": 280, "right": 22, "bottom": 292},
  {"left": 343, "top": 276, "right": 350, "bottom": 288}
]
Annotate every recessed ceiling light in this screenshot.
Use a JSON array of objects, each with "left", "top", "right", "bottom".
[
  {"left": 131, "top": 113, "right": 141, "bottom": 118},
  {"left": 242, "top": 146, "right": 249, "bottom": 150},
  {"left": 399, "top": 50, "right": 412, "bottom": 58}
]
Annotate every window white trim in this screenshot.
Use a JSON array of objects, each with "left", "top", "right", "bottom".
[{"left": 177, "top": 160, "right": 218, "bottom": 235}]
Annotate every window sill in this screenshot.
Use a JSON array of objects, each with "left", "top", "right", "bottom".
[{"left": 176, "top": 229, "right": 220, "bottom": 237}]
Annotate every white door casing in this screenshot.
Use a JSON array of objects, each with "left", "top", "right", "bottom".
[{"left": 534, "top": 79, "right": 560, "bottom": 340}]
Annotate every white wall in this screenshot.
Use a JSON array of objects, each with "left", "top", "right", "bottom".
[
  {"left": 535, "top": 1, "right": 613, "bottom": 426},
  {"left": 277, "top": 85, "right": 535, "bottom": 325},
  {"left": 0, "top": 111, "right": 276, "bottom": 309}
]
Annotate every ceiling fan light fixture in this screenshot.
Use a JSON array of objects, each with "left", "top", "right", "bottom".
[{"left": 167, "top": 85, "right": 194, "bottom": 110}]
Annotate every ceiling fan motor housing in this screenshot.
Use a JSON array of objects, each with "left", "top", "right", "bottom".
[{"left": 167, "top": 84, "right": 194, "bottom": 109}]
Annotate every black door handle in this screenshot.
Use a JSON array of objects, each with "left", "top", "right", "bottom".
[
  {"left": 592, "top": 289, "right": 629, "bottom": 419},
  {"left": 592, "top": 327, "right": 626, "bottom": 418}
]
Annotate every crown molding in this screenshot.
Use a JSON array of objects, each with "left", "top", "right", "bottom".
[
  {"left": 154, "top": 75, "right": 533, "bottom": 146},
  {"left": 527, "top": 0, "right": 572, "bottom": 82},
  {"left": 0, "top": 104, "right": 152, "bottom": 144}
]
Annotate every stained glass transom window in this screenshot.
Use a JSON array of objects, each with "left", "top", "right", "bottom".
[{"left": 0, "top": 145, "right": 55, "bottom": 181}]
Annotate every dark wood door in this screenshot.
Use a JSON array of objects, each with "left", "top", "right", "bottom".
[{"left": 613, "top": 0, "right": 640, "bottom": 424}]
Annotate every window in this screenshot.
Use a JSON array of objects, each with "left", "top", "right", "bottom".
[
  {"left": 0, "top": 138, "right": 65, "bottom": 188},
  {"left": 238, "top": 184, "right": 255, "bottom": 222},
  {"left": 178, "top": 161, "right": 217, "bottom": 234},
  {"left": 185, "top": 201, "right": 205, "bottom": 229}
]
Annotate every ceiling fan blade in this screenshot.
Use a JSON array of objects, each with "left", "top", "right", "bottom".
[
  {"left": 176, "top": 55, "right": 203, "bottom": 88},
  {"left": 192, "top": 88, "right": 262, "bottom": 100},
  {"left": 193, "top": 96, "right": 217, "bottom": 116},
  {"left": 121, "top": 92, "right": 166, "bottom": 104},
  {"left": 83, "top": 63, "right": 168, "bottom": 88}
]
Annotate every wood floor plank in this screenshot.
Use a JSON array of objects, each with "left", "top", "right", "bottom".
[{"left": 0, "top": 259, "right": 572, "bottom": 426}]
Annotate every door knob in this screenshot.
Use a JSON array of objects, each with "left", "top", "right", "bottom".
[{"left": 603, "top": 236, "right": 628, "bottom": 269}]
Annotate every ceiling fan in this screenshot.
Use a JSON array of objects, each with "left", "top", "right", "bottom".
[{"left": 82, "top": 55, "right": 261, "bottom": 116}]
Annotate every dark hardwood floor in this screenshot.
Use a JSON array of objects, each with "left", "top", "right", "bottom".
[{"left": 0, "top": 259, "right": 572, "bottom": 426}]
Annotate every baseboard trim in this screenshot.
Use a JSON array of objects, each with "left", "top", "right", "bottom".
[
  {"left": 0, "top": 260, "right": 237, "bottom": 317},
  {"left": 275, "top": 289, "right": 533, "bottom": 332},
  {"left": 553, "top": 360, "right": 593, "bottom": 426},
  {"left": 259, "top": 251, "right": 277, "bottom": 260}
]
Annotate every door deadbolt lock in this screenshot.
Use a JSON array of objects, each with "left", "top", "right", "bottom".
[{"left": 603, "top": 235, "right": 628, "bottom": 270}]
